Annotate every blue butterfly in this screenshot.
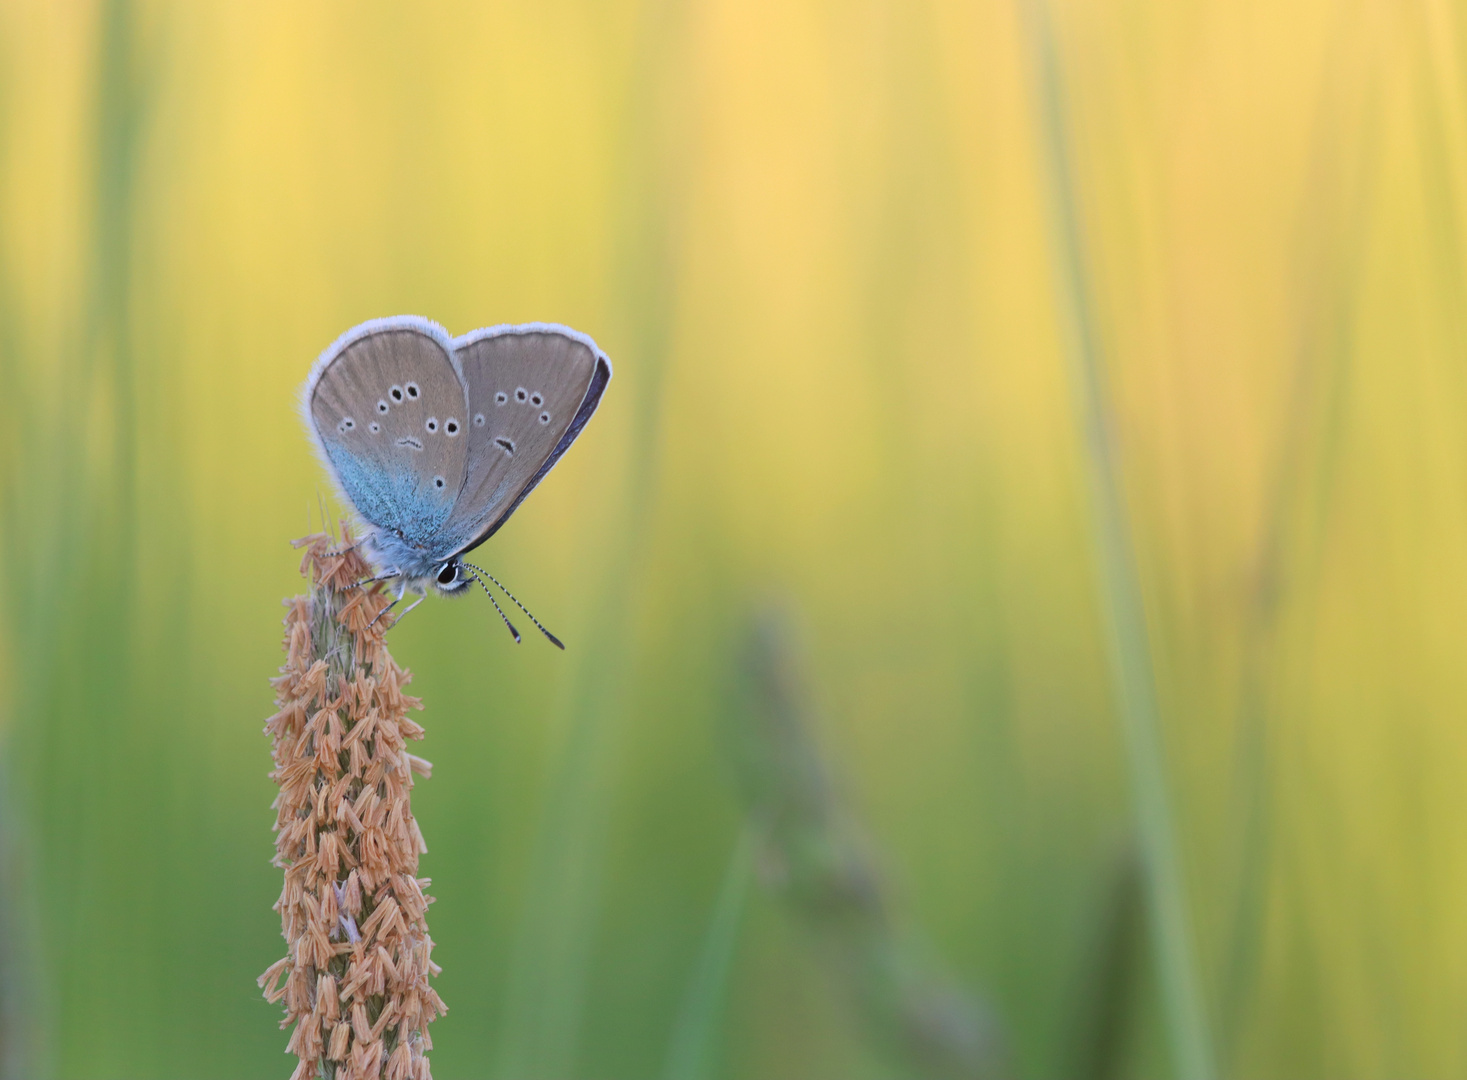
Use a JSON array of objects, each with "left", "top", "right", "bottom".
[{"left": 303, "top": 315, "right": 611, "bottom": 644}]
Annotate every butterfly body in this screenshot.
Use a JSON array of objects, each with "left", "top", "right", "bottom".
[{"left": 302, "top": 315, "right": 611, "bottom": 602}]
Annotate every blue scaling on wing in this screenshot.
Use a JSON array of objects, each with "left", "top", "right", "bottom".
[
  {"left": 324, "top": 441, "right": 459, "bottom": 550},
  {"left": 303, "top": 316, "right": 472, "bottom": 569}
]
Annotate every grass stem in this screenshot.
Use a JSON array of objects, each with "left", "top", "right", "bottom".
[
  {"left": 663, "top": 828, "right": 756, "bottom": 1080},
  {"left": 1019, "top": 4, "right": 1216, "bottom": 1078},
  {"left": 731, "top": 612, "right": 1010, "bottom": 1080}
]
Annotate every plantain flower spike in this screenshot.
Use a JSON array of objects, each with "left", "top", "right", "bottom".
[{"left": 260, "top": 529, "right": 446, "bottom": 1080}]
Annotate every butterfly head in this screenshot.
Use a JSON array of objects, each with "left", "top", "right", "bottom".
[{"left": 432, "top": 559, "right": 472, "bottom": 595}]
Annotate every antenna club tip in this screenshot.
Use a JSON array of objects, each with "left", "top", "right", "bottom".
[{"left": 545, "top": 632, "right": 566, "bottom": 650}]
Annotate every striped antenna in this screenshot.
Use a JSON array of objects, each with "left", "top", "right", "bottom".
[
  {"left": 462, "top": 561, "right": 565, "bottom": 649},
  {"left": 466, "top": 571, "right": 521, "bottom": 643}
]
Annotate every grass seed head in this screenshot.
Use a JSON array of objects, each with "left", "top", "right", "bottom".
[{"left": 260, "top": 529, "right": 446, "bottom": 1080}]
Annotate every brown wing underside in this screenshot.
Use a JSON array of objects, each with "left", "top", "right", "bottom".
[
  {"left": 309, "top": 327, "right": 470, "bottom": 544},
  {"left": 443, "top": 329, "right": 599, "bottom": 550}
]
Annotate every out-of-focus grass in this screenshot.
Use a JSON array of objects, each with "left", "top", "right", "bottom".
[
  {"left": 2, "top": 2, "right": 1467, "bottom": 1078},
  {"left": 490, "top": 4, "right": 689, "bottom": 1075},
  {"left": 1, "top": 1, "right": 167, "bottom": 1074},
  {"left": 1065, "top": 843, "right": 1145, "bottom": 1080},
  {"left": 662, "top": 827, "right": 754, "bottom": 1080},
  {"left": 725, "top": 610, "right": 1010, "bottom": 1080},
  {"left": 1022, "top": 2, "right": 1213, "bottom": 1075},
  {"left": 1215, "top": 22, "right": 1380, "bottom": 1062}
]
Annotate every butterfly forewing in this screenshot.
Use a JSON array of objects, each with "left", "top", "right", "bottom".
[
  {"left": 443, "top": 326, "right": 609, "bottom": 554},
  {"left": 307, "top": 320, "right": 471, "bottom": 548}
]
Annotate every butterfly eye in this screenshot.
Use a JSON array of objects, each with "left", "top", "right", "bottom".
[
  {"left": 426, "top": 417, "right": 439, "bottom": 433},
  {"left": 494, "top": 392, "right": 507, "bottom": 406},
  {"left": 515, "top": 387, "right": 528, "bottom": 402},
  {"left": 436, "top": 563, "right": 457, "bottom": 585},
  {"left": 390, "top": 385, "right": 404, "bottom": 402},
  {"left": 474, "top": 413, "right": 486, "bottom": 426},
  {"left": 338, "top": 417, "right": 355, "bottom": 433},
  {"left": 369, "top": 422, "right": 381, "bottom": 434},
  {"left": 445, "top": 418, "right": 459, "bottom": 436},
  {"left": 406, "top": 382, "right": 420, "bottom": 399},
  {"left": 377, "top": 400, "right": 389, "bottom": 414},
  {"left": 530, "top": 392, "right": 544, "bottom": 407},
  {"left": 539, "top": 412, "right": 551, "bottom": 425}
]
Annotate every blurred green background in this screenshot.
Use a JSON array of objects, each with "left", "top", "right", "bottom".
[{"left": 2, "top": 0, "right": 1466, "bottom": 1077}]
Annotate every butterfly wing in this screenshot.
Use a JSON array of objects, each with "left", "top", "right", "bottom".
[
  {"left": 441, "top": 323, "right": 612, "bottom": 556},
  {"left": 304, "top": 317, "right": 471, "bottom": 551}
]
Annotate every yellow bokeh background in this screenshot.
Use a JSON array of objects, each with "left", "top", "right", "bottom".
[{"left": 2, "top": 1, "right": 1466, "bottom": 1077}]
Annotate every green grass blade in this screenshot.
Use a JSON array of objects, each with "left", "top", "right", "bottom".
[
  {"left": 1018, "top": 4, "right": 1216, "bottom": 1078},
  {"left": 731, "top": 612, "right": 1011, "bottom": 1080},
  {"left": 1217, "top": 44, "right": 1379, "bottom": 1057},
  {"left": 1067, "top": 844, "right": 1146, "bottom": 1080},
  {"left": 491, "top": 6, "right": 688, "bottom": 1075},
  {"left": 663, "top": 828, "right": 755, "bottom": 1080}
]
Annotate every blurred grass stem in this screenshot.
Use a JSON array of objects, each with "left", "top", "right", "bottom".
[
  {"left": 0, "top": 4, "right": 153, "bottom": 1075},
  {"left": 1020, "top": 4, "right": 1216, "bottom": 1078},
  {"left": 491, "top": 3, "right": 686, "bottom": 1075},
  {"left": 1069, "top": 845, "right": 1146, "bottom": 1080},
  {"left": 662, "top": 828, "right": 755, "bottom": 1080},
  {"left": 0, "top": 763, "right": 36, "bottom": 1080},
  {"left": 732, "top": 613, "right": 1010, "bottom": 1080},
  {"left": 1217, "top": 33, "right": 1377, "bottom": 1054}
]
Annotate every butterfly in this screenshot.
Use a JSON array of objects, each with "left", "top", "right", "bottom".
[{"left": 302, "top": 315, "right": 611, "bottom": 645}]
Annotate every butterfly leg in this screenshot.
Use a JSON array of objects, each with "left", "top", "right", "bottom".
[
  {"left": 387, "top": 590, "right": 428, "bottom": 628},
  {"left": 323, "top": 538, "right": 363, "bottom": 558},
  {"left": 354, "top": 568, "right": 401, "bottom": 589},
  {"left": 366, "top": 578, "right": 408, "bottom": 630},
  {"left": 366, "top": 597, "right": 399, "bottom": 630}
]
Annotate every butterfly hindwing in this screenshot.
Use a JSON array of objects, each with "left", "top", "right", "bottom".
[
  {"left": 306, "top": 318, "right": 471, "bottom": 550},
  {"left": 441, "top": 324, "right": 611, "bottom": 555}
]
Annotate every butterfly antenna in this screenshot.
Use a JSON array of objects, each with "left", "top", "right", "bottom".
[
  {"left": 463, "top": 561, "right": 565, "bottom": 650},
  {"left": 466, "top": 572, "right": 521, "bottom": 644}
]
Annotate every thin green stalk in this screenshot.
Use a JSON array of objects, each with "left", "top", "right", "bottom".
[
  {"left": 0, "top": 760, "right": 37, "bottom": 1080},
  {"left": 0, "top": 49, "right": 34, "bottom": 1080},
  {"left": 1018, "top": 4, "right": 1215, "bottom": 1079},
  {"left": 1217, "top": 33, "right": 1378, "bottom": 1056},
  {"left": 730, "top": 612, "right": 1010, "bottom": 1080},
  {"left": 0, "top": 4, "right": 153, "bottom": 1074},
  {"left": 663, "top": 828, "right": 755, "bottom": 1080},
  {"left": 1068, "top": 844, "right": 1146, "bottom": 1080},
  {"left": 491, "top": 4, "right": 687, "bottom": 1075}
]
